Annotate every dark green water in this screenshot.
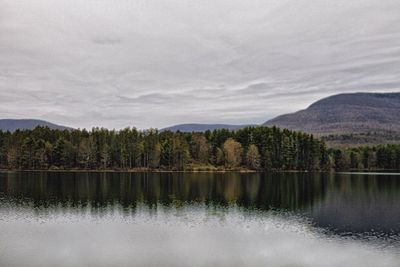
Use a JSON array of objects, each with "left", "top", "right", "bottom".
[{"left": 0, "top": 171, "right": 399, "bottom": 267}]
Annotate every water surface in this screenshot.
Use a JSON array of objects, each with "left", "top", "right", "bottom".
[{"left": 0, "top": 172, "right": 399, "bottom": 266}]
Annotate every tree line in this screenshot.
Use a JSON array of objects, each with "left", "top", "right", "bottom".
[
  {"left": 330, "top": 145, "right": 400, "bottom": 171},
  {"left": 0, "top": 126, "right": 330, "bottom": 171},
  {"left": 0, "top": 126, "right": 399, "bottom": 171}
]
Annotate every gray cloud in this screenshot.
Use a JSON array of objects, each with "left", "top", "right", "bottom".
[{"left": 0, "top": 0, "right": 399, "bottom": 129}]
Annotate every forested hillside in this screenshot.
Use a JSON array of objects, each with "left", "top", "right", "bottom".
[
  {"left": 0, "top": 126, "right": 399, "bottom": 171},
  {"left": 161, "top": 124, "right": 252, "bottom": 132},
  {"left": 0, "top": 119, "right": 69, "bottom": 132},
  {"left": 264, "top": 93, "right": 400, "bottom": 145}
]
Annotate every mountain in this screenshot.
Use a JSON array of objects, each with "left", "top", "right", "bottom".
[
  {"left": 161, "top": 123, "right": 254, "bottom": 132},
  {"left": 264, "top": 92, "right": 400, "bottom": 145},
  {"left": 0, "top": 119, "right": 70, "bottom": 132}
]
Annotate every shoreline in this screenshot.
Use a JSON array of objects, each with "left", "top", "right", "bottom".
[
  {"left": 0, "top": 169, "right": 259, "bottom": 173},
  {"left": 1, "top": 169, "right": 399, "bottom": 174}
]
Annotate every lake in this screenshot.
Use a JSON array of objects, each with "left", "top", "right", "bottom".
[{"left": 0, "top": 171, "right": 399, "bottom": 267}]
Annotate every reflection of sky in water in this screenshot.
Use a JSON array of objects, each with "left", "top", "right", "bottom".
[
  {"left": 1, "top": 206, "right": 400, "bottom": 267},
  {"left": 1, "top": 171, "right": 400, "bottom": 266}
]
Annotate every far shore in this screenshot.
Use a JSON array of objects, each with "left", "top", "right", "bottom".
[
  {"left": 1, "top": 168, "right": 399, "bottom": 174},
  {"left": 0, "top": 168, "right": 258, "bottom": 173}
]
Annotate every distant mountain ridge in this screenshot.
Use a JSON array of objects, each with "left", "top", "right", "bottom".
[
  {"left": 161, "top": 123, "right": 254, "bottom": 132},
  {"left": 0, "top": 119, "right": 69, "bottom": 132},
  {"left": 2, "top": 92, "right": 400, "bottom": 146},
  {"left": 264, "top": 92, "right": 400, "bottom": 145}
]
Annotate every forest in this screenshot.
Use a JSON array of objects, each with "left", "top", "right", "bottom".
[{"left": 0, "top": 126, "right": 399, "bottom": 171}]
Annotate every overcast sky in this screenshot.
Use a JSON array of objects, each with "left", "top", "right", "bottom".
[{"left": 1, "top": 0, "right": 400, "bottom": 129}]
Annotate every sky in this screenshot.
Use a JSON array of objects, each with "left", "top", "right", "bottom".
[{"left": 0, "top": 0, "right": 400, "bottom": 129}]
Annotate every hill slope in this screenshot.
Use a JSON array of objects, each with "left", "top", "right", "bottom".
[
  {"left": 0, "top": 119, "right": 69, "bottom": 132},
  {"left": 264, "top": 93, "right": 400, "bottom": 145},
  {"left": 162, "top": 123, "right": 254, "bottom": 132}
]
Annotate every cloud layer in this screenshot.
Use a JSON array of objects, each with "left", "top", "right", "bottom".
[{"left": 1, "top": 0, "right": 400, "bottom": 129}]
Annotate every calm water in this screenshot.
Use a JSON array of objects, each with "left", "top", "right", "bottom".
[{"left": 0, "top": 171, "right": 400, "bottom": 267}]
